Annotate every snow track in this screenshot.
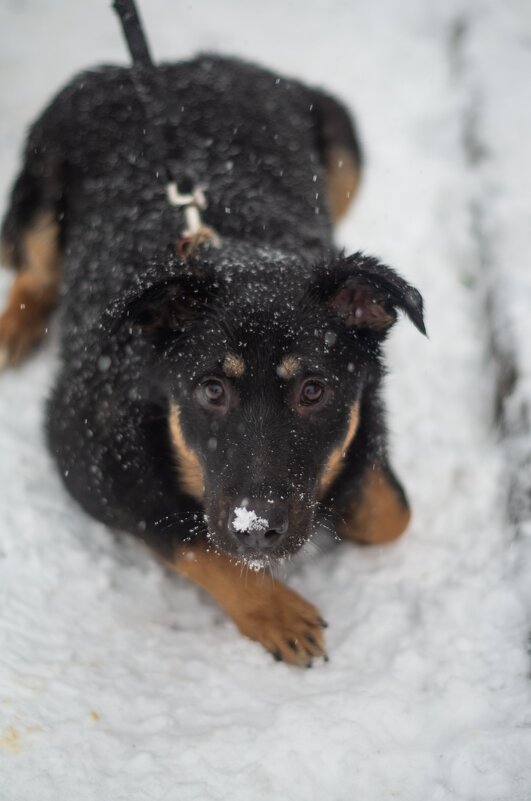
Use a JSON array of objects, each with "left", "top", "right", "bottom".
[{"left": 1, "top": 1, "right": 530, "bottom": 799}]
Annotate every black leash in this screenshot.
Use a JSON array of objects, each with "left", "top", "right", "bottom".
[
  {"left": 113, "top": 0, "right": 153, "bottom": 69},
  {"left": 112, "top": 0, "right": 219, "bottom": 250}
]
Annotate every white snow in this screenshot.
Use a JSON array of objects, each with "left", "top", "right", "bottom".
[
  {"left": 1, "top": 1, "right": 531, "bottom": 800},
  {"left": 232, "top": 507, "right": 269, "bottom": 533}
]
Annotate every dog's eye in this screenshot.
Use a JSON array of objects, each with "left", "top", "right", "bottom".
[
  {"left": 300, "top": 380, "right": 325, "bottom": 406},
  {"left": 202, "top": 380, "right": 226, "bottom": 404}
]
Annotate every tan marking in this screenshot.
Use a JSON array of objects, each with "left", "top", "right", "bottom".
[
  {"left": 223, "top": 353, "right": 245, "bottom": 378},
  {"left": 168, "top": 403, "right": 205, "bottom": 502},
  {"left": 173, "top": 546, "right": 326, "bottom": 666},
  {"left": 23, "top": 211, "right": 61, "bottom": 285},
  {"left": 325, "top": 146, "right": 361, "bottom": 224},
  {"left": 277, "top": 355, "right": 301, "bottom": 380},
  {"left": 0, "top": 212, "right": 61, "bottom": 367},
  {"left": 338, "top": 468, "right": 411, "bottom": 545},
  {"left": 90, "top": 711, "right": 100, "bottom": 721},
  {"left": 319, "top": 403, "right": 360, "bottom": 496}
]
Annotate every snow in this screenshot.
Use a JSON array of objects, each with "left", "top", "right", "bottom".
[
  {"left": 1, "top": 1, "right": 531, "bottom": 800},
  {"left": 232, "top": 507, "right": 269, "bottom": 533}
]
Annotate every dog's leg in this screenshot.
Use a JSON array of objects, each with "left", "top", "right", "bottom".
[
  {"left": 173, "top": 546, "right": 327, "bottom": 666},
  {"left": 336, "top": 464, "right": 411, "bottom": 545},
  {"left": 0, "top": 212, "right": 60, "bottom": 367},
  {"left": 0, "top": 145, "right": 63, "bottom": 367},
  {"left": 311, "top": 90, "right": 363, "bottom": 224}
]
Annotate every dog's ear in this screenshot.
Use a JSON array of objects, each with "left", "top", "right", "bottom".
[
  {"left": 110, "top": 272, "right": 218, "bottom": 337},
  {"left": 315, "top": 253, "right": 426, "bottom": 336}
]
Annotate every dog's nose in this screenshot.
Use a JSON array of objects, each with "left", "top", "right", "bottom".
[{"left": 229, "top": 501, "right": 289, "bottom": 551}]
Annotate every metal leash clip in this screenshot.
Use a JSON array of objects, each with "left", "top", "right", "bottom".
[
  {"left": 166, "top": 182, "right": 207, "bottom": 237},
  {"left": 166, "top": 182, "right": 221, "bottom": 255}
]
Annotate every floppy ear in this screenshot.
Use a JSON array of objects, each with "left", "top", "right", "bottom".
[
  {"left": 318, "top": 253, "right": 426, "bottom": 335},
  {"left": 110, "top": 272, "right": 218, "bottom": 337}
]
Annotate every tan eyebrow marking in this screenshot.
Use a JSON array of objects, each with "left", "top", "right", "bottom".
[
  {"left": 222, "top": 353, "right": 245, "bottom": 378},
  {"left": 276, "top": 355, "right": 301, "bottom": 380}
]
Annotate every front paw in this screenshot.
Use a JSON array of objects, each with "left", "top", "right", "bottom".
[
  {"left": 174, "top": 548, "right": 329, "bottom": 668},
  {"left": 233, "top": 583, "right": 328, "bottom": 667}
]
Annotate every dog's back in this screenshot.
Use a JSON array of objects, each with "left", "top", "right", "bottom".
[{"left": 7, "top": 56, "right": 358, "bottom": 302}]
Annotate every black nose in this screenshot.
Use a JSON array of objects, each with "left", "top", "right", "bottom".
[{"left": 228, "top": 501, "right": 289, "bottom": 551}]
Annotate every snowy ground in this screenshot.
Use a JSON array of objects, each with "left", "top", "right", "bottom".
[{"left": 1, "top": 1, "right": 531, "bottom": 799}]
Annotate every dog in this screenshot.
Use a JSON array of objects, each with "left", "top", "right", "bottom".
[{"left": 0, "top": 55, "right": 425, "bottom": 666}]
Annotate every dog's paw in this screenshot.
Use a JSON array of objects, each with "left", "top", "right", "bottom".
[
  {"left": 234, "top": 583, "right": 328, "bottom": 667},
  {"left": 0, "top": 307, "right": 46, "bottom": 368},
  {"left": 175, "top": 549, "right": 329, "bottom": 668}
]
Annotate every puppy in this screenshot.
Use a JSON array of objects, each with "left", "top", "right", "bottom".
[{"left": 0, "top": 56, "right": 425, "bottom": 666}]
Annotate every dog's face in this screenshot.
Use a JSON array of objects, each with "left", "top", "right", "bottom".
[{"left": 122, "top": 249, "right": 425, "bottom": 562}]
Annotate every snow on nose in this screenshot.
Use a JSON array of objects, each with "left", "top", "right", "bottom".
[{"left": 232, "top": 507, "right": 269, "bottom": 533}]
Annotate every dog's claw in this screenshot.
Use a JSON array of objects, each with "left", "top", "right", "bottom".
[{"left": 304, "top": 632, "right": 327, "bottom": 660}]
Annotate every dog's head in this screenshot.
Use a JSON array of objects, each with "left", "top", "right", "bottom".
[{"left": 117, "top": 248, "right": 425, "bottom": 562}]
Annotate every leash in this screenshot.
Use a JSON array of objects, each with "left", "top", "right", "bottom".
[{"left": 112, "top": 0, "right": 220, "bottom": 253}]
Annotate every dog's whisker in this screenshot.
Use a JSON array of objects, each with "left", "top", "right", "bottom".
[{"left": 153, "top": 511, "right": 201, "bottom": 529}]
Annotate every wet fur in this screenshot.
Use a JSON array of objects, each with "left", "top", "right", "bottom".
[{"left": 0, "top": 55, "right": 423, "bottom": 665}]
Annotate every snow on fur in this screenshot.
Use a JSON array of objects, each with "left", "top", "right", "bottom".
[{"left": 0, "top": 1, "right": 530, "bottom": 800}]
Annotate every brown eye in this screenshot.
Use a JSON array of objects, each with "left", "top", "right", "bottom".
[
  {"left": 300, "top": 380, "right": 325, "bottom": 406},
  {"left": 202, "top": 380, "right": 226, "bottom": 405}
]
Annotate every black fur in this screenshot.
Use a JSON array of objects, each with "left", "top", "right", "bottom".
[{"left": 3, "top": 55, "right": 424, "bottom": 562}]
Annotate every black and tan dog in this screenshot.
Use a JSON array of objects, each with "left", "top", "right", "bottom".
[{"left": 0, "top": 56, "right": 425, "bottom": 666}]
